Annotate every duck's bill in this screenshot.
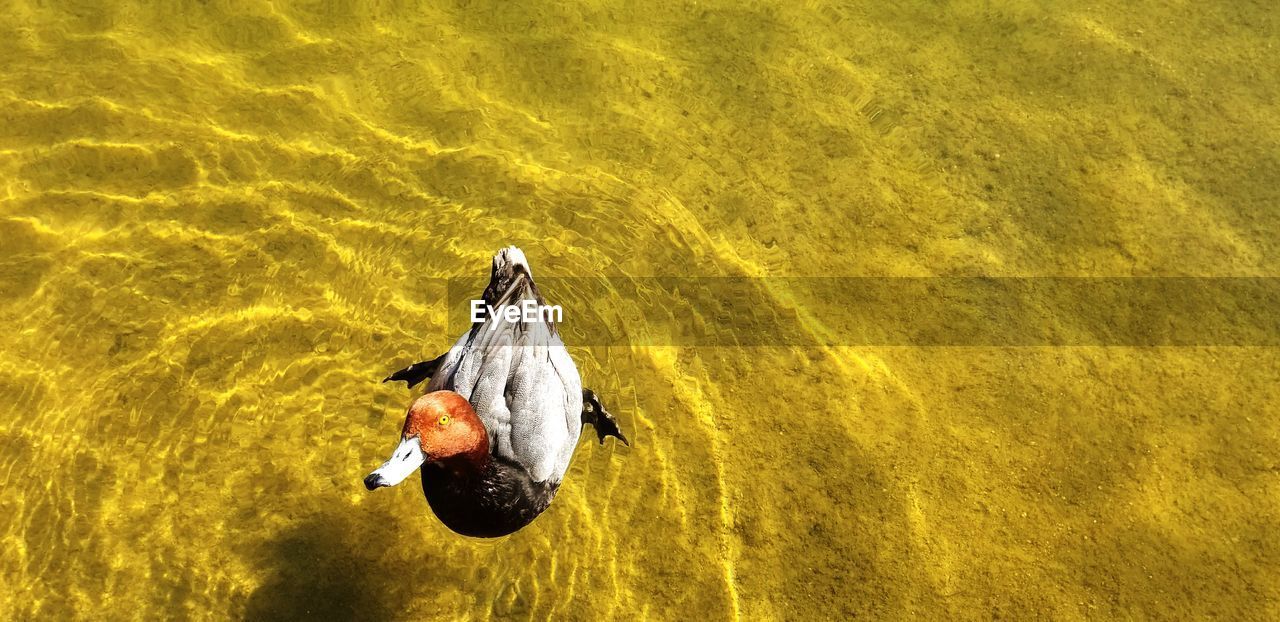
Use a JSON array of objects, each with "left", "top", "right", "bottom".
[{"left": 363, "top": 436, "right": 424, "bottom": 490}]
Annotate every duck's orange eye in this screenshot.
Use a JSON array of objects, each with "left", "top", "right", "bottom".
[{"left": 438, "top": 414, "right": 450, "bottom": 426}]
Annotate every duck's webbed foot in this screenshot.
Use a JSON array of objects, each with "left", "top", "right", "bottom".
[
  {"left": 582, "top": 389, "right": 629, "bottom": 446},
  {"left": 383, "top": 352, "right": 447, "bottom": 389}
]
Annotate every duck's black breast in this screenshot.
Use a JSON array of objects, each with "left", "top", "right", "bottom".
[{"left": 421, "top": 456, "right": 559, "bottom": 538}]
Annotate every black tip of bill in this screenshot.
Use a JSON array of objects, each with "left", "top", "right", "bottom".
[{"left": 363, "top": 473, "right": 387, "bottom": 491}]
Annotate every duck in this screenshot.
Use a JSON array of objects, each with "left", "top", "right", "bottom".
[{"left": 363, "top": 246, "right": 628, "bottom": 537}]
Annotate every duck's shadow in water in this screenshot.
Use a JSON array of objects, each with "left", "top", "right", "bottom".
[{"left": 244, "top": 500, "right": 443, "bottom": 621}]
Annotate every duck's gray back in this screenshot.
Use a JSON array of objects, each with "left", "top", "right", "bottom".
[{"left": 427, "top": 301, "right": 583, "bottom": 485}]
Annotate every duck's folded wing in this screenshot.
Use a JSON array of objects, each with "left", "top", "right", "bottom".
[
  {"left": 428, "top": 321, "right": 516, "bottom": 456},
  {"left": 546, "top": 341, "right": 584, "bottom": 480}
]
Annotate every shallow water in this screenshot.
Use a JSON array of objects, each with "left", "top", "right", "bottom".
[{"left": 2, "top": 1, "right": 1278, "bottom": 619}]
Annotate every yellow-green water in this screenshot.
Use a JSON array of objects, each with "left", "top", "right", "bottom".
[{"left": 2, "top": 1, "right": 1278, "bottom": 619}]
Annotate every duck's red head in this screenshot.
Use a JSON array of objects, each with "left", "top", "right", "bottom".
[
  {"left": 364, "top": 391, "right": 489, "bottom": 490},
  {"left": 402, "top": 391, "right": 489, "bottom": 464}
]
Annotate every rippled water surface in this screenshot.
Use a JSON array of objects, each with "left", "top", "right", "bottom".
[{"left": 2, "top": 1, "right": 1279, "bottom": 619}]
